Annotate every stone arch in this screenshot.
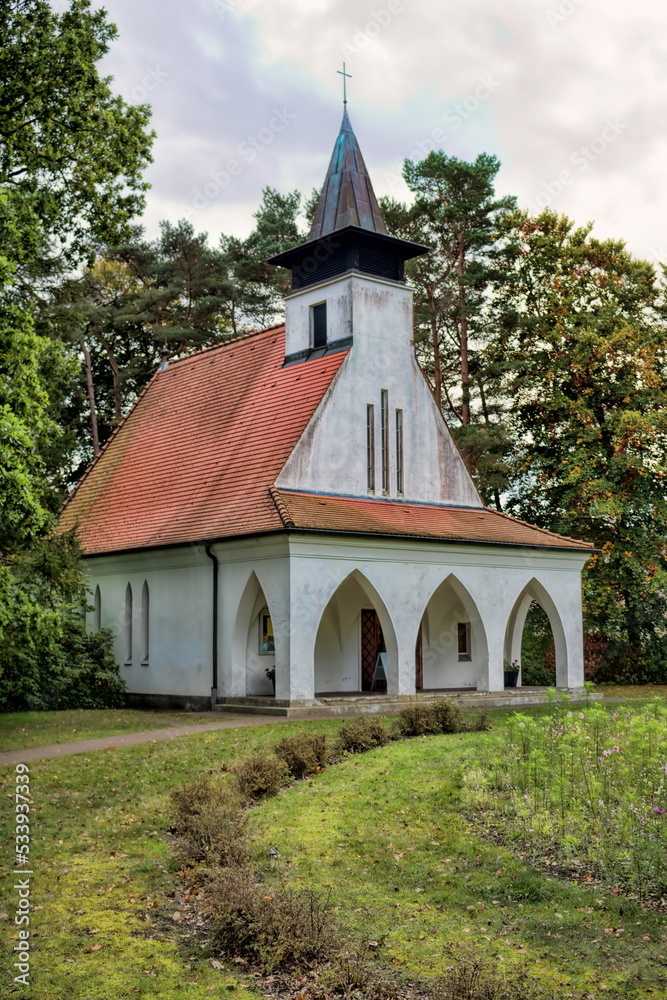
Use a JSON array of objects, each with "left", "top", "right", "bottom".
[
  {"left": 504, "top": 578, "right": 568, "bottom": 687},
  {"left": 417, "top": 574, "right": 489, "bottom": 691},
  {"left": 232, "top": 571, "right": 277, "bottom": 697},
  {"left": 313, "top": 569, "right": 399, "bottom": 696}
]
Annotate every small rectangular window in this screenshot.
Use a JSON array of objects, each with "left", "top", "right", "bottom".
[
  {"left": 312, "top": 302, "right": 327, "bottom": 348},
  {"left": 366, "top": 404, "right": 375, "bottom": 491},
  {"left": 457, "top": 622, "right": 472, "bottom": 661},
  {"left": 381, "top": 389, "right": 389, "bottom": 493},
  {"left": 260, "top": 611, "right": 275, "bottom": 654},
  {"left": 395, "top": 409, "right": 403, "bottom": 494}
]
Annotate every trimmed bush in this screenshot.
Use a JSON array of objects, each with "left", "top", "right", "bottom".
[
  {"left": 233, "top": 753, "right": 290, "bottom": 800},
  {"left": 207, "top": 866, "right": 339, "bottom": 971},
  {"left": 336, "top": 715, "right": 391, "bottom": 754},
  {"left": 396, "top": 698, "right": 466, "bottom": 738},
  {"left": 273, "top": 731, "right": 330, "bottom": 779},
  {"left": 170, "top": 777, "right": 247, "bottom": 867},
  {"left": 431, "top": 697, "right": 466, "bottom": 733}
]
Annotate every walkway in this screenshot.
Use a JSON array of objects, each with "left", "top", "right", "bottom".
[{"left": 0, "top": 714, "right": 293, "bottom": 767}]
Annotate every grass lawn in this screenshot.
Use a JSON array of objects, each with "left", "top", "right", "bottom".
[
  {"left": 0, "top": 709, "right": 216, "bottom": 753},
  {"left": 1, "top": 703, "right": 666, "bottom": 999}
]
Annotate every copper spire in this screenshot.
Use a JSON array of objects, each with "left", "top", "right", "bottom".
[{"left": 308, "top": 109, "right": 388, "bottom": 240}]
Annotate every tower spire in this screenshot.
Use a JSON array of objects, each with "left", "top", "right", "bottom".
[{"left": 308, "top": 108, "right": 387, "bottom": 241}]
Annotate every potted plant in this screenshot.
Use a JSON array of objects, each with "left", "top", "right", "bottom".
[
  {"left": 264, "top": 666, "right": 276, "bottom": 695},
  {"left": 503, "top": 658, "right": 520, "bottom": 688}
]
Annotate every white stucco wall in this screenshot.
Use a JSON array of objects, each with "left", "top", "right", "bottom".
[
  {"left": 83, "top": 546, "right": 213, "bottom": 700},
  {"left": 278, "top": 272, "right": 482, "bottom": 507},
  {"left": 84, "top": 531, "right": 588, "bottom": 705}
]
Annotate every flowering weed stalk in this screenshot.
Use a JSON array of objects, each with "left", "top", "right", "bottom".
[{"left": 483, "top": 699, "right": 667, "bottom": 901}]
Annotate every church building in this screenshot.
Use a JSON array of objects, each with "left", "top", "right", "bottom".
[{"left": 60, "top": 110, "right": 594, "bottom": 712}]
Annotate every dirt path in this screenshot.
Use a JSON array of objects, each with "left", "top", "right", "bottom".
[{"left": 0, "top": 715, "right": 298, "bottom": 766}]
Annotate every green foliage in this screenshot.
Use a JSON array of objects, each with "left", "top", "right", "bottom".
[
  {"left": 0, "top": 0, "right": 154, "bottom": 263},
  {"left": 273, "top": 731, "right": 330, "bottom": 779},
  {"left": 232, "top": 752, "right": 291, "bottom": 800},
  {"left": 520, "top": 602, "right": 556, "bottom": 687},
  {"left": 336, "top": 715, "right": 392, "bottom": 754},
  {"left": 484, "top": 701, "right": 667, "bottom": 900},
  {"left": 382, "top": 152, "right": 517, "bottom": 505},
  {"left": 497, "top": 210, "right": 667, "bottom": 679},
  {"left": 0, "top": 598, "right": 125, "bottom": 711}
]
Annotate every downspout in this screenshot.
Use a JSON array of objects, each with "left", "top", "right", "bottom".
[{"left": 204, "top": 543, "right": 219, "bottom": 709}]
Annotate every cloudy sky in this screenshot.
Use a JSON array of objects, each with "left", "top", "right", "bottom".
[{"left": 89, "top": 0, "right": 667, "bottom": 263}]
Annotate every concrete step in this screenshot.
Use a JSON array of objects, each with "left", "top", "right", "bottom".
[{"left": 214, "top": 688, "right": 599, "bottom": 718}]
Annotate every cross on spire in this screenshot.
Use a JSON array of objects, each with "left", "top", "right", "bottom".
[{"left": 337, "top": 62, "right": 352, "bottom": 106}]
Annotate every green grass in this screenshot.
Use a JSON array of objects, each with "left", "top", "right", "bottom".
[
  {"left": 248, "top": 727, "right": 667, "bottom": 998},
  {"left": 0, "top": 709, "right": 217, "bottom": 752},
  {"left": 2, "top": 703, "right": 666, "bottom": 999},
  {"left": 0, "top": 718, "right": 339, "bottom": 999}
]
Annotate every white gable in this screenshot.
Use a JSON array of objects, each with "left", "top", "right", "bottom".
[{"left": 276, "top": 271, "right": 483, "bottom": 508}]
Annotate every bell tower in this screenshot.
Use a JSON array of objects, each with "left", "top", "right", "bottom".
[{"left": 269, "top": 110, "right": 428, "bottom": 365}]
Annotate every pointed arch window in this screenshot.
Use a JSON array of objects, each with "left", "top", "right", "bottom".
[
  {"left": 141, "top": 581, "right": 150, "bottom": 665},
  {"left": 93, "top": 585, "right": 101, "bottom": 632},
  {"left": 124, "top": 583, "right": 133, "bottom": 664}
]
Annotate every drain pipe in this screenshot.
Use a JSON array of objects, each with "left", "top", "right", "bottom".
[{"left": 204, "top": 543, "right": 219, "bottom": 709}]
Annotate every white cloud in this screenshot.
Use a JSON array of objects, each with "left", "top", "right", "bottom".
[{"left": 95, "top": 0, "right": 667, "bottom": 262}]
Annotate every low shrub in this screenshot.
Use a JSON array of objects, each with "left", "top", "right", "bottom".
[
  {"left": 336, "top": 715, "right": 391, "bottom": 754},
  {"left": 472, "top": 710, "right": 492, "bottom": 732},
  {"left": 431, "top": 698, "right": 466, "bottom": 733},
  {"left": 170, "top": 776, "right": 247, "bottom": 867},
  {"left": 207, "top": 866, "right": 339, "bottom": 971},
  {"left": 396, "top": 698, "right": 466, "bottom": 738},
  {"left": 311, "top": 947, "right": 406, "bottom": 1000},
  {"left": 233, "top": 753, "right": 290, "bottom": 800},
  {"left": 395, "top": 702, "right": 441, "bottom": 737},
  {"left": 273, "top": 731, "right": 330, "bottom": 779}
]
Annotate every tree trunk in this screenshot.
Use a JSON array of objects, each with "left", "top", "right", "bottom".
[
  {"left": 80, "top": 338, "right": 100, "bottom": 456},
  {"left": 99, "top": 334, "right": 122, "bottom": 424},
  {"left": 430, "top": 312, "right": 443, "bottom": 410},
  {"left": 458, "top": 239, "right": 470, "bottom": 425}
]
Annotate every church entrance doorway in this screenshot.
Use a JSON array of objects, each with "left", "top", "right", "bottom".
[
  {"left": 361, "top": 609, "right": 386, "bottom": 692},
  {"left": 314, "top": 570, "right": 397, "bottom": 697}
]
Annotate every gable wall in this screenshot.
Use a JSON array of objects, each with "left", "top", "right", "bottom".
[{"left": 277, "top": 273, "right": 482, "bottom": 507}]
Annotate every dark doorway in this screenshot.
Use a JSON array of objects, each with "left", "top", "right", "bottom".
[
  {"left": 361, "top": 609, "right": 386, "bottom": 691},
  {"left": 415, "top": 626, "right": 423, "bottom": 691}
]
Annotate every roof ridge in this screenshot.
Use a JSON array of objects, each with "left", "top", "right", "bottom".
[{"left": 269, "top": 485, "right": 295, "bottom": 528}]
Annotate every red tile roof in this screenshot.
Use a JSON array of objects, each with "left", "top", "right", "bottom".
[
  {"left": 61, "top": 324, "right": 592, "bottom": 557},
  {"left": 275, "top": 490, "right": 594, "bottom": 552},
  {"left": 60, "top": 326, "right": 348, "bottom": 555}
]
